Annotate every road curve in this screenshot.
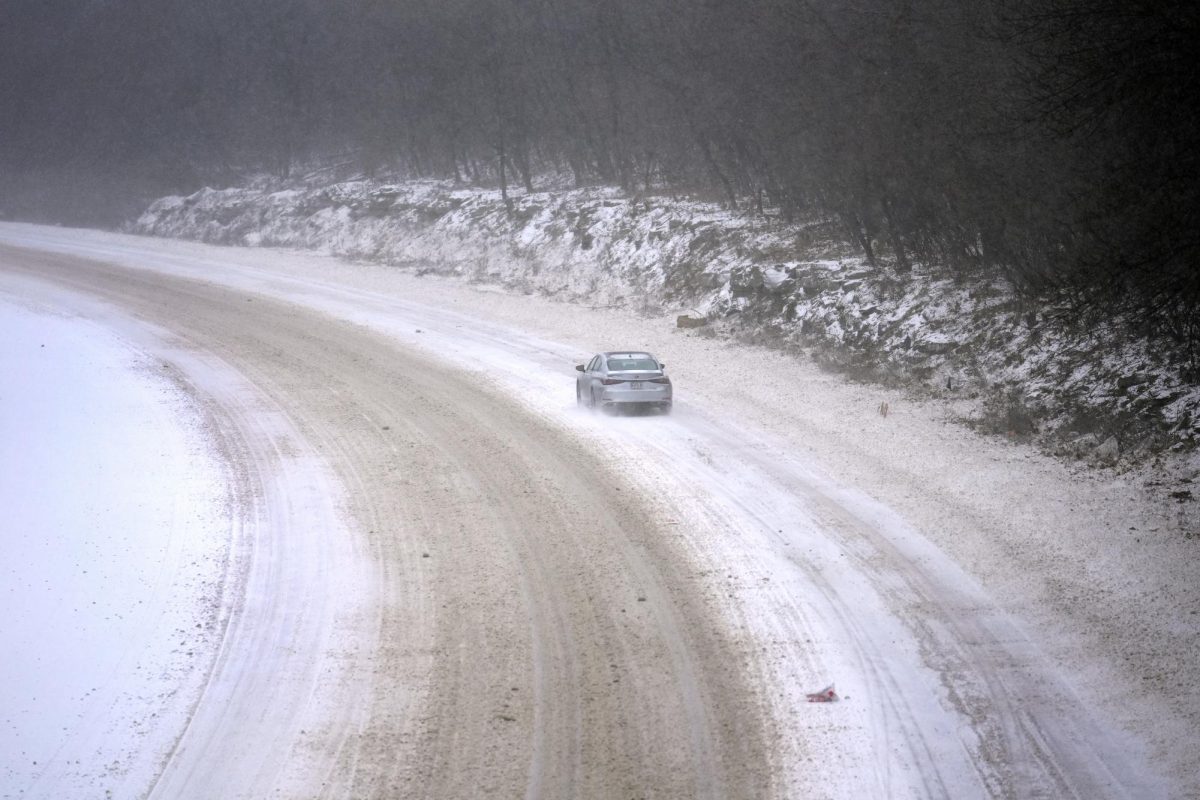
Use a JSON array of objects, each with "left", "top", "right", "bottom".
[
  {"left": 4, "top": 228, "right": 1182, "bottom": 800},
  {"left": 1, "top": 246, "right": 773, "bottom": 799}
]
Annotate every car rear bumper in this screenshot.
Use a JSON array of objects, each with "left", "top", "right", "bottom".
[{"left": 600, "top": 386, "right": 672, "bottom": 405}]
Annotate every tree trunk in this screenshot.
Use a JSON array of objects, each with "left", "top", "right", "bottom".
[
  {"left": 843, "top": 212, "right": 876, "bottom": 266},
  {"left": 513, "top": 142, "right": 534, "bottom": 193},
  {"left": 880, "top": 192, "right": 911, "bottom": 272},
  {"left": 697, "top": 134, "right": 737, "bottom": 208},
  {"left": 497, "top": 142, "right": 513, "bottom": 216}
]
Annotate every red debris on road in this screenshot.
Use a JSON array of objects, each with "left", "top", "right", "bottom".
[{"left": 806, "top": 685, "right": 839, "bottom": 703}]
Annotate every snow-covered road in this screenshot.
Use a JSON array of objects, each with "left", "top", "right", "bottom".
[{"left": 1, "top": 223, "right": 1194, "bottom": 799}]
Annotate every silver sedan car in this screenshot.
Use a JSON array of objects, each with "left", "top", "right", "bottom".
[{"left": 575, "top": 351, "right": 672, "bottom": 414}]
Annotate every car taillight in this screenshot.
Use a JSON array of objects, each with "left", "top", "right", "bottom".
[
  {"left": 601, "top": 377, "right": 624, "bottom": 385},
  {"left": 650, "top": 377, "right": 671, "bottom": 384}
]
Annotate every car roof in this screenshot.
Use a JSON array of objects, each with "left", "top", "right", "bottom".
[{"left": 603, "top": 351, "right": 655, "bottom": 359}]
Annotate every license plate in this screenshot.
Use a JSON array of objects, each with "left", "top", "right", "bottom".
[{"left": 630, "top": 381, "right": 644, "bottom": 389}]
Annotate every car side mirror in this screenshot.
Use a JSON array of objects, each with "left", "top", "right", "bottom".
[
  {"left": 658, "top": 363, "right": 666, "bottom": 369},
  {"left": 575, "top": 364, "right": 585, "bottom": 372}
]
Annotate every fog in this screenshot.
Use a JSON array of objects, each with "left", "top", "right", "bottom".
[{"left": 1, "top": 0, "right": 1197, "bottom": 347}]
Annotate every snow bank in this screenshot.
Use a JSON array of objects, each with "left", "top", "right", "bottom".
[
  {"left": 130, "top": 179, "right": 1200, "bottom": 461},
  {"left": 0, "top": 297, "right": 229, "bottom": 798}
]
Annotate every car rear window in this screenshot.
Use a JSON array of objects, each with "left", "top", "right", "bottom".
[{"left": 607, "top": 357, "right": 659, "bottom": 371}]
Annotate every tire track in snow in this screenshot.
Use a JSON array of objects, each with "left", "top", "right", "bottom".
[
  {"left": 2, "top": 248, "right": 774, "bottom": 799},
  {"left": 0, "top": 229, "right": 1171, "bottom": 798}
]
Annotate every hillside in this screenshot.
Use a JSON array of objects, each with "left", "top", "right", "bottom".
[{"left": 131, "top": 178, "right": 1200, "bottom": 481}]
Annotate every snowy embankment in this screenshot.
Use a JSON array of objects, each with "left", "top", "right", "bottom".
[
  {"left": 132, "top": 178, "right": 1200, "bottom": 467},
  {"left": 0, "top": 295, "right": 228, "bottom": 797}
]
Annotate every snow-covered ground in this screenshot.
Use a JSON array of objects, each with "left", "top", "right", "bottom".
[
  {"left": 1, "top": 222, "right": 1196, "bottom": 798},
  {"left": 1, "top": 263, "right": 378, "bottom": 800},
  {"left": 0, "top": 293, "right": 228, "bottom": 797}
]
